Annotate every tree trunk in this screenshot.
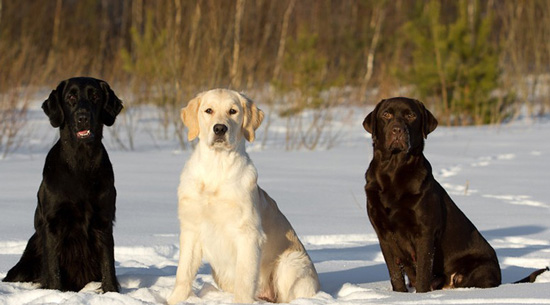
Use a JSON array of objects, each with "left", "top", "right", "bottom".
[
  {"left": 132, "top": 0, "right": 143, "bottom": 33},
  {"left": 0, "top": 0, "right": 3, "bottom": 34},
  {"left": 273, "top": 0, "right": 296, "bottom": 82},
  {"left": 44, "top": 0, "right": 63, "bottom": 80},
  {"left": 359, "top": 6, "right": 385, "bottom": 103},
  {"left": 98, "top": 0, "right": 109, "bottom": 75},
  {"left": 230, "top": 0, "right": 245, "bottom": 88}
]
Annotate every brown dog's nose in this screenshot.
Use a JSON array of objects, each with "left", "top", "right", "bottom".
[
  {"left": 213, "top": 124, "right": 228, "bottom": 135},
  {"left": 392, "top": 126, "right": 403, "bottom": 135}
]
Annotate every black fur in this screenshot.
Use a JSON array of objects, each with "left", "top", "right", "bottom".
[{"left": 3, "top": 77, "right": 123, "bottom": 292}]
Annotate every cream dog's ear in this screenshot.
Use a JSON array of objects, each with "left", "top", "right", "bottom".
[
  {"left": 181, "top": 95, "right": 201, "bottom": 141},
  {"left": 239, "top": 93, "right": 264, "bottom": 142}
]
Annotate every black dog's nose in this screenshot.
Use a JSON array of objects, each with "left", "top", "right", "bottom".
[
  {"left": 213, "top": 124, "right": 228, "bottom": 135},
  {"left": 77, "top": 114, "right": 90, "bottom": 125}
]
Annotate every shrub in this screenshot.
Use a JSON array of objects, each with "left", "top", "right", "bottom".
[{"left": 401, "top": 0, "right": 513, "bottom": 125}]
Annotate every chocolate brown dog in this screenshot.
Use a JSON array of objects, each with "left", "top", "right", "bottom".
[{"left": 363, "top": 97, "right": 501, "bottom": 292}]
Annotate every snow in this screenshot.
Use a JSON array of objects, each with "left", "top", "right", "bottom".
[{"left": 1, "top": 104, "right": 549, "bottom": 304}]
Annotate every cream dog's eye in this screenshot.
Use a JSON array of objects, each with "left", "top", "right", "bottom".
[
  {"left": 205, "top": 108, "right": 213, "bottom": 114},
  {"left": 229, "top": 109, "right": 237, "bottom": 115}
]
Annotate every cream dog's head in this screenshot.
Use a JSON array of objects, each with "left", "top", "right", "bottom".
[{"left": 181, "top": 89, "right": 264, "bottom": 150}]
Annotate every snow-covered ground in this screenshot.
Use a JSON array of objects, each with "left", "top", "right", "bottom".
[{"left": 0, "top": 103, "right": 549, "bottom": 304}]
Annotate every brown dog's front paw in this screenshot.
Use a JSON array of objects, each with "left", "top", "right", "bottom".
[
  {"left": 414, "top": 282, "right": 432, "bottom": 293},
  {"left": 391, "top": 281, "right": 409, "bottom": 292}
]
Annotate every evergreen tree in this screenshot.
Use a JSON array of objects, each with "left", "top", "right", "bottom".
[{"left": 402, "top": 0, "right": 509, "bottom": 125}]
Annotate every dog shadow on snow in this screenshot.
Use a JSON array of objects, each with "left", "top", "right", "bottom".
[
  {"left": 107, "top": 225, "right": 547, "bottom": 298},
  {"left": 115, "top": 263, "right": 225, "bottom": 302},
  {"left": 483, "top": 225, "right": 550, "bottom": 283},
  {"left": 116, "top": 265, "right": 176, "bottom": 290},
  {"left": 308, "top": 243, "right": 389, "bottom": 294},
  {"left": 309, "top": 225, "right": 549, "bottom": 295}
]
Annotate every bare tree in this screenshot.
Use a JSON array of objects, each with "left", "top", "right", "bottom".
[
  {"left": 43, "top": 0, "right": 63, "bottom": 77},
  {"left": 98, "top": 0, "right": 109, "bottom": 75},
  {"left": 0, "top": 0, "right": 3, "bottom": 32},
  {"left": 230, "top": 0, "right": 245, "bottom": 88},
  {"left": 273, "top": 0, "right": 296, "bottom": 82},
  {"left": 359, "top": 5, "right": 385, "bottom": 103},
  {"left": 132, "top": 0, "right": 143, "bottom": 34}
]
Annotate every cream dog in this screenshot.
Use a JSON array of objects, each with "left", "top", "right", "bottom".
[{"left": 167, "top": 89, "right": 319, "bottom": 304}]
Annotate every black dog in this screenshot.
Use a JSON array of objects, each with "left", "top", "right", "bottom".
[
  {"left": 363, "top": 97, "right": 501, "bottom": 292},
  {"left": 3, "top": 77, "right": 123, "bottom": 292}
]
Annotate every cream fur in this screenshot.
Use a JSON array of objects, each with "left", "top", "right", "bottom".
[{"left": 167, "top": 89, "right": 319, "bottom": 304}]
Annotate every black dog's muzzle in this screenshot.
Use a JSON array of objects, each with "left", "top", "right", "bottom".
[{"left": 74, "top": 110, "right": 94, "bottom": 140}]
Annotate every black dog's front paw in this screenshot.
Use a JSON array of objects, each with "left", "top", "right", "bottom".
[
  {"left": 41, "top": 277, "right": 62, "bottom": 291},
  {"left": 101, "top": 280, "right": 120, "bottom": 293}
]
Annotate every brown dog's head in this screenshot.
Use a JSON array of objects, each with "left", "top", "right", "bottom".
[{"left": 363, "top": 97, "right": 437, "bottom": 155}]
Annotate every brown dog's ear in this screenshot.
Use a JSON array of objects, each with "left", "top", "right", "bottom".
[
  {"left": 362, "top": 112, "right": 375, "bottom": 134},
  {"left": 181, "top": 95, "right": 201, "bottom": 141},
  {"left": 363, "top": 99, "right": 385, "bottom": 136},
  {"left": 414, "top": 99, "right": 438, "bottom": 138},
  {"left": 100, "top": 81, "right": 123, "bottom": 126},
  {"left": 42, "top": 80, "right": 67, "bottom": 128},
  {"left": 239, "top": 93, "right": 264, "bottom": 142}
]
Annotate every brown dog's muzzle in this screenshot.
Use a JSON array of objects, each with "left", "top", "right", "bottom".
[{"left": 386, "top": 122, "right": 410, "bottom": 153}]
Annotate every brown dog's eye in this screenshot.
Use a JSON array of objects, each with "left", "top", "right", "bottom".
[
  {"left": 205, "top": 108, "right": 213, "bottom": 114},
  {"left": 382, "top": 112, "right": 392, "bottom": 119},
  {"left": 406, "top": 113, "right": 417, "bottom": 120},
  {"left": 229, "top": 109, "right": 237, "bottom": 115}
]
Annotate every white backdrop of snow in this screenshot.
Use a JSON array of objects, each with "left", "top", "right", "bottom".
[{"left": 0, "top": 102, "right": 549, "bottom": 305}]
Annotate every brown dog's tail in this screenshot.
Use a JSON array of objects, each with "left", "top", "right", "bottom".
[{"left": 513, "top": 267, "right": 549, "bottom": 283}]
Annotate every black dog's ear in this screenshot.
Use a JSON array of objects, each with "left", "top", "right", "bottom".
[
  {"left": 100, "top": 81, "right": 123, "bottom": 126},
  {"left": 363, "top": 99, "right": 385, "bottom": 136},
  {"left": 414, "top": 99, "right": 438, "bottom": 138},
  {"left": 42, "top": 80, "right": 67, "bottom": 128}
]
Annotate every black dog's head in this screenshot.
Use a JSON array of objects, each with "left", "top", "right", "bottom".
[
  {"left": 42, "top": 77, "right": 123, "bottom": 142},
  {"left": 363, "top": 97, "right": 437, "bottom": 155}
]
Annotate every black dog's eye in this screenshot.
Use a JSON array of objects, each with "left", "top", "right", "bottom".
[
  {"left": 67, "top": 94, "right": 77, "bottom": 105},
  {"left": 89, "top": 90, "right": 99, "bottom": 102},
  {"left": 229, "top": 109, "right": 237, "bottom": 115},
  {"left": 205, "top": 108, "right": 213, "bottom": 114},
  {"left": 382, "top": 112, "right": 393, "bottom": 119},
  {"left": 406, "top": 113, "right": 417, "bottom": 120}
]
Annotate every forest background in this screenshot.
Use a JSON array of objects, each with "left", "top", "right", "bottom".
[{"left": 1, "top": 0, "right": 549, "bottom": 153}]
